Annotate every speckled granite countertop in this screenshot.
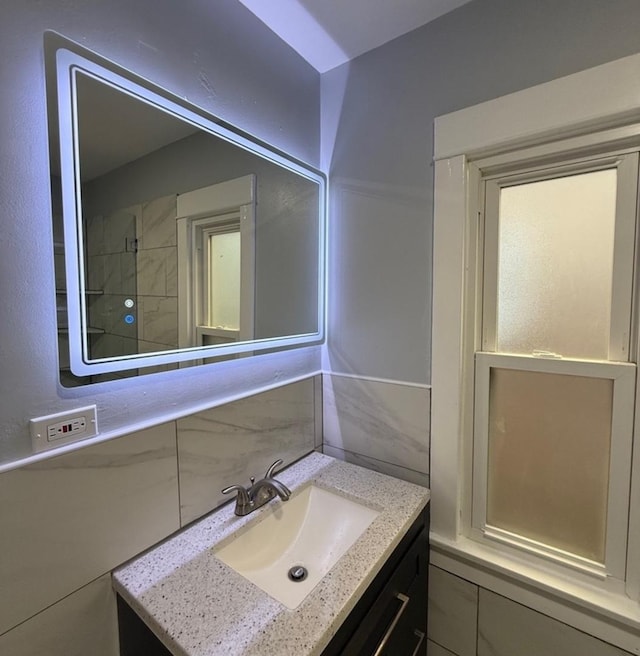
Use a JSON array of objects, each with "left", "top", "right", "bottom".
[{"left": 113, "top": 452, "right": 430, "bottom": 656}]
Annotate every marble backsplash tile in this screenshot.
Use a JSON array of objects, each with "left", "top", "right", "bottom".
[
  {"left": 177, "top": 378, "right": 317, "bottom": 525},
  {"left": 0, "top": 423, "right": 179, "bottom": 635},
  {"left": 314, "top": 375, "right": 323, "bottom": 448},
  {"left": 322, "top": 374, "right": 430, "bottom": 475},
  {"left": 0, "top": 574, "right": 118, "bottom": 656},
  {"left": 323, "top": 444, "right": 429, "bottom": 487}
]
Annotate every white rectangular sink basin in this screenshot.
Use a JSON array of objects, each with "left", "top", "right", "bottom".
[{"left": 214, "top": 484, "right": 379, "bottom": 609}]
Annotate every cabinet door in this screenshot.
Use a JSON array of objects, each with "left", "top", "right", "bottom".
[
  {"left": 339, "top": 528, "right": 428, "bottom": 656},
  {"left": 376, "top": 529, "right": 428, "bottom": 656},
  {"left": 117, "top": 596, "right": 172, "bottom": 656}
]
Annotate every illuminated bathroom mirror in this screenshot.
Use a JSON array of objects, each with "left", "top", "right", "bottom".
[{"left": 48, "top": 38, "right": 326, "bottom": 382}]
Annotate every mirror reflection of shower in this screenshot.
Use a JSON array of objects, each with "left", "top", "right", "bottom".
[
  {"left": 84, "top": 208, "right": 138, "bottom": 361},
  {"left": 74, "top": 73, "right": 320, "bottom": 361}
]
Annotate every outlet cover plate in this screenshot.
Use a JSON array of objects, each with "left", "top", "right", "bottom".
[{"left": 30, "top": 405, "right": 98, "bottom": 453}]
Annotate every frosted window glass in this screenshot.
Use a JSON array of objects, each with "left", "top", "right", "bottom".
[
  {"left": 497, "top": 170, "right": 617, "bottom": 359},
  {"left": 487, "top": 368, "right": 612, "bottom": 562},
  {"left": 208, "top": 231, "right": 240, "bottom": 330}
]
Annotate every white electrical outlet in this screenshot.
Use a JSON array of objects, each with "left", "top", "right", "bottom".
[{"left": 30, "top": 405, "right": 98, "bottom": 453}]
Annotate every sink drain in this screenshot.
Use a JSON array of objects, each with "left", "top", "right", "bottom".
[{"left": 287, "top": 565, "right": 308, "bottom": 582}]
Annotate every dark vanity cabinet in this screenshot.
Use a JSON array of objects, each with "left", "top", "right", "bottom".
[
  {"left": 117, "top": 598, "right": 172, "bottom": 656},
  {"left": 321, "top": 503, "right": 429, "bottom": 656}
]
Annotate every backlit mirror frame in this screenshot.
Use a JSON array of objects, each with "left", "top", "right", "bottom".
[{"left": 51, "top": 42, "right": 326, "bottom": 377}]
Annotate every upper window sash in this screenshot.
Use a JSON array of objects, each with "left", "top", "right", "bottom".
[{"left": 480, "top": 153, "right": 639, "bottom": 362}]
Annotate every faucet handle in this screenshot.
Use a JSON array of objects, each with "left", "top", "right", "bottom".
[
  {"left": 264, "top": 459, "right": 284, "bottom": 478},
  {"left": 221, "top": 484, "right": 253, "bottom": 516},
  {"left": 221, "top": 484, "right": 250, "bottom": 504}
]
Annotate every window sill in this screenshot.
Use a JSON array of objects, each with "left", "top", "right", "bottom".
[{"left": 430, "top": 532, "right": 640, "bottom": 655}]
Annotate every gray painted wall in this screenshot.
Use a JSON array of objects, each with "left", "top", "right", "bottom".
[
  {"left": 324, "top": 0, "right": 640, "bottom": 384},
  {"left": 0, "top": 0, "right": 320, "bottom": 465}
]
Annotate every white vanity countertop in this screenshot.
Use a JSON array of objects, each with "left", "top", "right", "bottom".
[{"left": 113, "top": 452, "right": 430, "bottom": 656}]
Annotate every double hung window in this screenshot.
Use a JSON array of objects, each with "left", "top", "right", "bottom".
[
  {"left": 472, "top": 152, "right": 639, "bottom": 582},
  {"left": 431, "top": 55, "right": 640, "bottom": 650},
  {"left": 176, "top": 176, "right": 256, "bottom": 353}
]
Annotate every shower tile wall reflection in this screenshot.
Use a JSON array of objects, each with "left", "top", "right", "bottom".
[
  {"left": 82, "top": 193, "right": 180, "bottom": 374},
  {"left": 135, "top": 193, "right": 179, "bottom": 361},
  {"left": 141, "top": 194, "right": 178, "bottom": 249},
  {"left": 138, "top": 296, "right": 178, "bottom": 347},
  {"left": 85, "top": 208, "right": 138, "bottom": 364}
]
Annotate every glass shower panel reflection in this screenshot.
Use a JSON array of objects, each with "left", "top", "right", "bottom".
[
  {"left": 487, "top": 367, "right": 613, "bottom": 563},
  {"left": 84, "top": 209, "right": 138, "bottom": 360},
  {"left": 497, "top": 170, "right": 617, "bottom": 359}
]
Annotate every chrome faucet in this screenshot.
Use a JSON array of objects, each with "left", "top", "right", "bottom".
[{"left": 222, "top": 459, "right": 291, "bottom": 516}]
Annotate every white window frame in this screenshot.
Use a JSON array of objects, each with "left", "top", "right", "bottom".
[
  {"left": 431, "top": 53, "right": 640, "bottom": 653},
  {"left": 471, "top": 153, "right": 639, "bottom": 583},
  {"left": 176, "top": 175, "right": 256, "bottom": 351}
]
